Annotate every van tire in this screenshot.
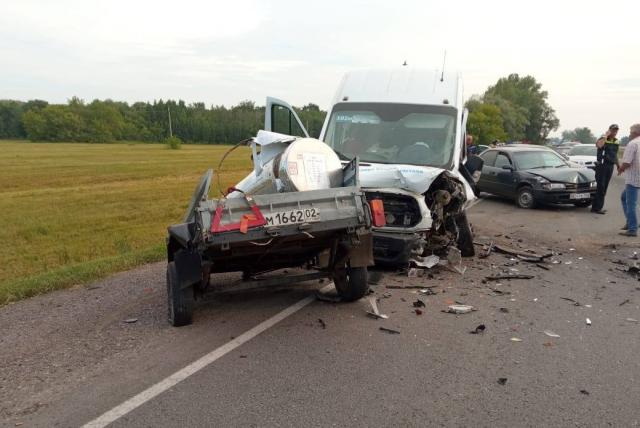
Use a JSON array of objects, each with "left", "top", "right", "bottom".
[{"left": 456, "top": 213, "right": 475, "bottom": 257}]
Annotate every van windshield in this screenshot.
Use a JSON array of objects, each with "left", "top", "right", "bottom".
[{"left": 323, "top": 103, "right": 458, "bottom": 168}]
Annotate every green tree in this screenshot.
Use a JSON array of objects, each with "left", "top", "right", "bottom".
[
  {"left": 466, "top": 102, "right": 507, "bottom": 145},
  {"left": 484, "top": 74, "right": 559, "bottom": 143},
  {"left": 561, "top": 127, "right": 596, "bottom": 144}
]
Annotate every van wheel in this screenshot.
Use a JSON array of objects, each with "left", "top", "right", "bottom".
[
  {"left": 167, "top": 261, "right": 195, "bottom": 327},
  {"left": 456, "top": 213, "right": 475, "bottom": 257},
  {"left": 516, "top": 186, "right": 536, "bottom": 209},
  {"left": 333, "top": 265, "right": 369, "bottom": 302}
]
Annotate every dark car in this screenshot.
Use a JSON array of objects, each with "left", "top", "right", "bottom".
[{"left": 477, "top": 146, "right": 596, "bottom": 209}]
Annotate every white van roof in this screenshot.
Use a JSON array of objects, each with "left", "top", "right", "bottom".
[{"left": 330, "top": 68, "right": 462, "bottom": 108}]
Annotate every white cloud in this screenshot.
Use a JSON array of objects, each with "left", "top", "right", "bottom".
[{"left": 1, "top": 0, "right": 639, "bottom": 134}]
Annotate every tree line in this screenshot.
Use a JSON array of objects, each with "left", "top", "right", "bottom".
[{"left": 0, "top": 98, "right": 327, "bottom": 143}]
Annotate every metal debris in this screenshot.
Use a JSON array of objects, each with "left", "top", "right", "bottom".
[
  {"left": 444, "top": 304, "right": 475, "bottom": 314},
  {"left": 412, "top": 299, "right": 426, "bottom": 308},
  {"left": 497, "top": 378, "right": 508, "bottom": 385},
  {"left": 366, "top": 296, "right": 388, "bottom": 320},
  {"left": 560, "top": 297, "right": 581, "bottom": 306},
  {"left": 379, "top": 326, "right": 400, "bottom": 334},
  {"left": 412, "top": 254, "right": 440, "bottom": 269},
  {"left": 510, "top": 337, "right": 522, "bottom": 342},
  {"left": 484, "top": 274, "right": 534, "bottom": 281},
  {"left": 619, "top": 299, "right": 631, "bottom": 306},
  {"left": 123, "top": 318, "right": 138, "bottom": 324},
  {"left": 544, "top": 330, "right": 560, "bottom": 338}
]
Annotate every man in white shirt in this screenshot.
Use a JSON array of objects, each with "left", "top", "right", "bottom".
[{"left": 618, "top": 124, "right": 640, "bottom": 237}]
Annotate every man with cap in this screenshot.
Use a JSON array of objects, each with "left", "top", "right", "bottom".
[
  {"left": 618, "top": 123, "right": 640, "bottom": 237},
  {"left": 591, "top": 124, "right": 620, "bottom": 214}
]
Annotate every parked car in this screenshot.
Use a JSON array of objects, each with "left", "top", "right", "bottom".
[
  {"left": 476, "top": 144, "right": 490, "bottom": 154},
  {"left": 567, "top": 144, "right": 597, "bottom": 170},
  {"left": 554, "top": 141, "right": 581, "bottom": 156},
  {"left": 477, "top": 146, "right": 596, "bottom": 209}
]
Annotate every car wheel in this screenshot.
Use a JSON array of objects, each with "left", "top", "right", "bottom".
[{"left": 516, "top": 186, "right": 536, "bottom": 209}]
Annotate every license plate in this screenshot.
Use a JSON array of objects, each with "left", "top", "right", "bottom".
[
  {"left": 570, "top": 193, "right": 590, "bottom": 199},
  {"left": 264, "top": 208, "right": 320, "bottom": 226}
]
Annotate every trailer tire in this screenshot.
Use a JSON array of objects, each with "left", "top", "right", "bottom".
[
  {"left": 456, "top": 212, "right": 475, "bottom": 257},
  {"left": 167, "top": 261, "right": 195, "bottom": 327},
  {"left": 334, "top": 266, "right": 369, "bottom": 302}
]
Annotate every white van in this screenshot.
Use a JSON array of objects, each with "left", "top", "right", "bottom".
[{"left": 265, "top": 68, "right": 481, "bottom": 263}]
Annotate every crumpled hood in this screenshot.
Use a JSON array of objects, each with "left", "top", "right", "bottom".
[
  {"left": 359, "top": 163, "right": 446, "bottom": 193},
  {"left": 527, "top": 167, "right": 595, "bottom": 183}
]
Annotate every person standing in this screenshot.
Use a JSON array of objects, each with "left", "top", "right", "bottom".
[
  {"left": 591, "top": 124, "right": 621, "bottom": 214},
  {"left": 618, "top": 124, "right": 640, "bottom": 237},
  {"left": 466, "top": 135, "right": 478, "bottom": 156}
]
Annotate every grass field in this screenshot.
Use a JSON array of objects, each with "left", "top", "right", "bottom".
[{"left": 0, "top": 140, "right": 252, "bottom": 304}]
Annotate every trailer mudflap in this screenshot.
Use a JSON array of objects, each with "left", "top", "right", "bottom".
[
  {"left": 347, "top": 232, "right": 374, "bottom": 268},
  {"left": 174, "top": 249, "right": 202, "bottom": 290}
]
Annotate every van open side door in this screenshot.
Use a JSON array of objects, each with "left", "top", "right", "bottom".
[{"left": 265, "top": 97, "right": 309, "bottom": 138}]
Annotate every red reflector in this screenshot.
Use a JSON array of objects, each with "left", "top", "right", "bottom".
[{"left": 370, "top": 199, "right": 386, "bottom": 227}]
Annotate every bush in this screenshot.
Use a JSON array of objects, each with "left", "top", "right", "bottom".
[{"left": 165, "top": 135, "right": 182, "bottom": 149}]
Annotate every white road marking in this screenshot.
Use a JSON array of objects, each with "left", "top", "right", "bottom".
[{"left": 82, "top": 294, "right": 317, "bottom": 428}]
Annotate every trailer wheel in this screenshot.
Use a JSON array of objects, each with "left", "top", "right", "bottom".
[
  {"left": 167, "top": 261, "right": 195, "bottom": 327},
  {"left": 456, "top": 212, "right": 475, "bottom": 257},
  {"left": 333, "top": 265, "right": 369, "bottom": 302}
]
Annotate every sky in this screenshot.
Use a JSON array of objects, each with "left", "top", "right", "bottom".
[{"left": 1, "top": 0, "right": 638, "bottom": 137}]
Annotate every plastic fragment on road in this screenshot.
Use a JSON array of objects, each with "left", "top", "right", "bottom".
[
  {"left": 626, "top": 318, "right": 639, "bottom": 323},
  {"left": 419, "top": 288, "right": 437, "bottom": 295},
  {"left": 445, "top": 304, "right": 475, "bottom": 314},
  {"left": 413, "top": 254, "right": 440, "bottom": 269},
  {"left": 123, "top": 318, "right": 138, "bottom": 324},
  {"left": 412, "top": 299, "right": 426, "bottom": 308},
  {"left": 586, "top": 318, "right": 592, "bottom": 326},
  {"left": 446, "top": 247, "right": 467, "bottom": 275},
  {"left": 318, "top": 318, "right": 326, "bottom": 329},
  {"left": 366, "top": 296, "right": 388, "bottom": 319},
  {"left": 415, "top": 309, "right": 423, "bottom": 315},
  {"left": 379, "top": 326, "right": 400, "bottom": 334},
  {"left": 497, "top": 378, "right": 508, "bottom": 385},
  {"left": 510, "top": 337, "right": 522, "bottom": 342},
  {"left": 544, "top": 330, "right": 560, "bottom": 338},
  {"left": 580, "top": 389, "right": 590, "bottom": 395},
  {"left": 407, "top": 268, "right": 424, "bottom": 278}
]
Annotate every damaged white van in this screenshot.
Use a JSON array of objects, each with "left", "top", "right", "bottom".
[{"left": 265, "top": 68, "right": 482, "bottom": 263}]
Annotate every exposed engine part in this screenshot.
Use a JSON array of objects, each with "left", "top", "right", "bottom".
[
  {"left": 365, "top": 191, "right": 421, "bottom": 227},
  {"left": 423, "top": 172, "right": 468, "bottom": 253}
]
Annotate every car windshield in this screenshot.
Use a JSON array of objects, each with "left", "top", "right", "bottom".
[
  {"left": 513, "top": 150, "right": 568, "bottom": 170},
  {"left": 569, "top": 145, "right": 597, "bottom": 156},
  {"left": 323, "top": 102, "right": 457, "bottom": 168}
]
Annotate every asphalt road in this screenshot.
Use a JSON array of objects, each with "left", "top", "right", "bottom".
[{"left": 3, "top": 175, "right": 640, "bottom": 427}]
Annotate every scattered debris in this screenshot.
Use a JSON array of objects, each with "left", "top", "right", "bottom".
[
  {"left": 386, "top": 285, "right": 436, "bottom": 290},
  {"left": 415, "top": 309, "right": 423, "bottom": 315},
  {"left": 497, "top": 378, "right": 508, "bottom": 385},
  {"left": 493, "top": 243, "right": 552, "bottom": 262},
  {"left": 470, "top": 324, "right": 486, "bottom": 334},
  {"left": 479, "top": 241, "right": 494, "bottom": 259},
  {"left": 510, "top": 337, "right": 522, "bottom": 342},
  {"left": 580, "top": 389, "right": 590, "bottom": 395},
  {"left": 488, "top": 287, "right": 511, "bottom": 295},
  {"left": 316, "top": 288, "right": 342, "bottom": 303},
  {"left": 123, "top": 318, "right": 138, "bottom": 324},
  {"left": 544, "top": 330, "right": 560, "bottom": 338},
  {"left": 500, "top": 307, "right": 510, "bottom": 313},
  {"left": 619, "top": 299, "right": 631, "bottom": 306},
  {"left": 586, "top": 318, "right": 592, "bottom": 326},
  {"left": 444, "top": 304, "right": 476, "bottom": 314},
  {"left": 413, "top": 254, "right": 440, "bottom": 269},
  {"left": 560, "top": 297, "right": 581, "bottom": 306},
  {"left": 419, "top": 288, "right": 437, "bottom": 296},
  {"left": 535, "top": 263, "right": 550, "bottom": 270},
  {"left": 407, "top": 268, "right": 424, "bottom": 278},
  {"left": 318, "top": 318, "right": 326, "bottom": 329},
  {"left": 446, "top": 247, "right": 467, "bottom": 275},
  {"left": 366, "top": 296, "right": 388, "bottom": 320},
  {"left": 379, "top": 326, "right": 400, "bottom": 334},
  {"left": 626, "top": 318, "right": 639, "bottom": 323},
  {"left": 412, "top": 299, "right": 426, "bottom": 308},
  {"left": 484, "top": 274, "right": 534, "bottom": 281}
]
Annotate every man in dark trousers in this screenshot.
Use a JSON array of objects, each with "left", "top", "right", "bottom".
[{"left": 591, "top": 124, "right": 620, "bottom": 214}]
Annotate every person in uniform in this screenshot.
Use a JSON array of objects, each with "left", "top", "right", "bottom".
[{"left": 591, "top": 124, "right": 620, "bottom": 214}]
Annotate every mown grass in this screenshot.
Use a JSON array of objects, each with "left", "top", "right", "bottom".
[{"left": 0, "top": 140, "right": 252, "bottom": 304}]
